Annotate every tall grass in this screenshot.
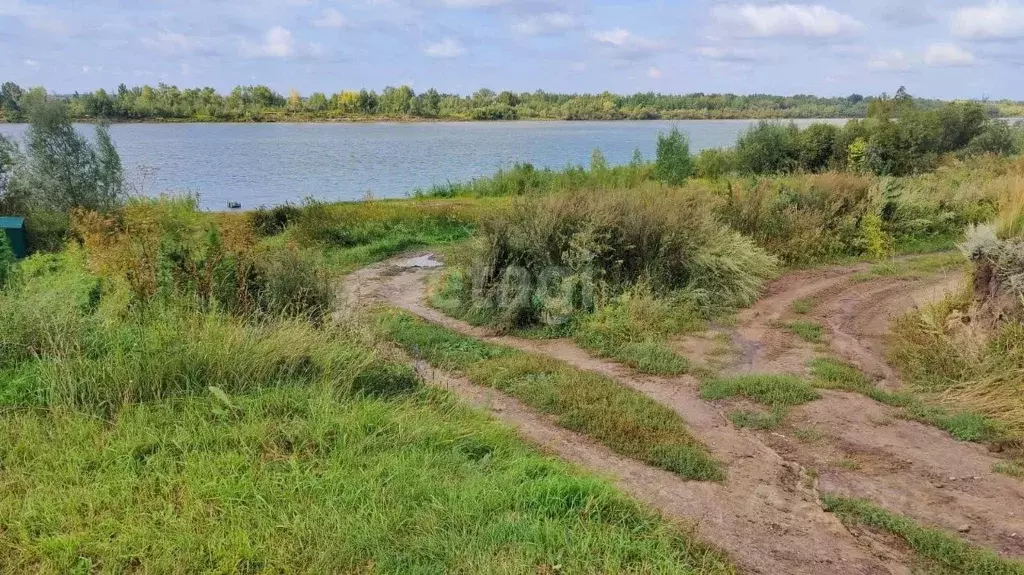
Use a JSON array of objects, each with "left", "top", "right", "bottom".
[
  {"left": 415, "top": 162, "right": 652, "bottom": 198},
  {"left": 437, "top": 185, "right": 777, "bottom": 331},
  {"left": 0, "top": 386, "right": 733, "bottom": 574},
  {"left": 889, "top": 180, "right": 1024, "bottom": 440},
  {"left": 376, "top": 309, "right": 725, "bottom": 481}
]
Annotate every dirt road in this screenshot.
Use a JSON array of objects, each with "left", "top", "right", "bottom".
[{"left": 343, "top": 254, "right": 1024, "bottom": 574}]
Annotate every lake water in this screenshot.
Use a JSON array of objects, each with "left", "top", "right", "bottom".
[{"left": 0, "top": 119, "right": 845, "bottom": 210}]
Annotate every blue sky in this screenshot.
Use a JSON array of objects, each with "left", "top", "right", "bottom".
[{"left": 2, "top": 0, "right": 1023, "bottom": 99}]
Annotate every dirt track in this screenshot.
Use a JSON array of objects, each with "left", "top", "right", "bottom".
[{"left": 342, "top": 255, "right": 1024, "bottom": 574}]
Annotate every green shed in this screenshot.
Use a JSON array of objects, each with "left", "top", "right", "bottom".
[{"left": 0, "top": 217, "right": 27, "bottom": 259}]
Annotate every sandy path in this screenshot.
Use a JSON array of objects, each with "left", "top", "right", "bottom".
[
  {"left": 343, "top": 257, "right": 908, "bottom": 575},
  {"left": 343, "top": 253, "right": 1024, "bottom": 572},
  {"left": 729, "top": 264, "right": 1024, "bottom": 557}
]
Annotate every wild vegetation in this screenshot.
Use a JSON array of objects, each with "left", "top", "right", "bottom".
[
  {"left": 5, "top": 81, "right": 1024, "bottom": 122},
  {"left": 889, "top": 178, "right": 1024, "bottom": 440},
  {"left": 0, "top": 95, "right": 738, "bottom": 573},
  {"left": 4, "top": 91, "right": 1024, "bottom": 571}
]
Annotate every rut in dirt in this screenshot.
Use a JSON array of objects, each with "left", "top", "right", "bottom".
[
  {"left": 727, "top": 264, "right": 1024, "bottom": 559},
  {"left": 344, "top": 253, "right": 1024, "bottom": 573},
  {"left": 344, "top": 255, "right": 914, "bottom": 575}
]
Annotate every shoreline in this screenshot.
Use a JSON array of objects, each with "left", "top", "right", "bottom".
[{"left": 1, "top": 114, "right": 871, "bottom": 125}]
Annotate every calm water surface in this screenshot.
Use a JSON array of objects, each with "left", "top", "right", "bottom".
[{"left": 0, "top": 119, "right": 844, "bottom": 209}]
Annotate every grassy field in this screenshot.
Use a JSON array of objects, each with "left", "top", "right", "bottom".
[
  {"left": 0, "top": 198, "right": 737, "bottom": 573},
  {"left": 0, "top": 388, "right": 733, "bottom": 574},
  {"left": 375, "top": 308, "right": 725, "bottom": 481},
  {"left": 4, "top": 145, "right": 1024, "bottom": 572}
]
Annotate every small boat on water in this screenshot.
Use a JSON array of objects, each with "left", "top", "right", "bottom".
[{"left": 227, "top": 201, "right": 242, "bottom": 209}]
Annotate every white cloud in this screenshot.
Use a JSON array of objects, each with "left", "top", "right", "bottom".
[
  {"left": 924, "top": 43, "right": 975, "bottom": 66},
  {"left": 142, "top": 31, "right": 197, "bottom": 54},
  {"left": 695, "top": 46, "right": 758, "bottom": 62},
  {"left": 952, "top": 1, "right": 1024, "bottom": 39},
  {"left": 867, "top": 49, "right": 912, "bottom": 71},
  {"left": 511, "top": 12, "right": 576, "bottom": 35},
  {"left": 424, "top": 38, "right": 464, "bottom": 58},
  {"left": 647, "top": 66, "right": 663, "bottom": 79},
  {"left": 81, "top": 65, "right": 92, "bottom": 73},
  {"left": 23, "top": 59, "right": 38, "bottom": 67},
  {"left": 314, "top": 8, "right": 347, "bottom": 28},
  {"left": 243, "top": 26, "right": 295, "bottom": 58},
  {"left": 592, "top": 28, "right": 667, "bottom": 60},
  {"left": 711, "top": 3, "right": 861, "bottom": 38},
  {"left": 864, "top": 49, "right": 913, "bottom": 71}
]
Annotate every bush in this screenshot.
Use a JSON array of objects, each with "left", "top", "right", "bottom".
[
  {"left": 735, "top": 121, "right": 801, "bottom": 174},
  {"left": 652, "top": 127, "right": 693, "bottom": 185},
  {"left": 694, "top": 148, "right": 736, "bottom": 179},
  {"left": 798, "top": 123, "right": 839, "bottom": 172},
  {"left": 4, "top": 98, "right": 123, "bottom": 217},
  {"left": 963, "top": 122, "right": 1021, "bottom": 157},
  {"left": 718, "top": 173, "right": 876, "bottom": 265},
  {"left": 249, "top": 203, "right": 301, "bottom": 236},
  {"left": 72, "top": 196, "right": 332, "bottom": 319},
  {"left": 443, "top": 186, "right": 778, "bottom": 330},
  {"left": 0, "top": 231, "right": 14, "bottom": 288}
]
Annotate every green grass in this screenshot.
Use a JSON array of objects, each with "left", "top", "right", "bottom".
[
  {"left": 994, "top": 461, "right": 1024, "bottom": 478},
  {"left": 784, "top": 320, "right": 824, "bottom": 343},
  {"left": 700, "top": 374, "right": 820, "bottom": 407},
  {"left": 809, "top": 357, "right": 872, "bottom": 392},
  {"left": 808, "top": 358, "right": 1003, "bottom": 442},
  {"left": 792, "top": 426, "right": 826, "bottom": 443},
  {"left": 376, "top": 308, "right": 725, "bottom": 481},
  {"left": 822, "top": 494, "right": 1024, "bottom": 575},
  {"left": 791, "top": 297, "right": 815, "bottom": 315},
  {"left": 866, "top": 252, "right": 966, "bottom": 280},
  {"left": 728, "top": 408, "right": 786, "bottom": 430},
  {"left": 0, "top": 387, "right": 733, "bottom": 574}
]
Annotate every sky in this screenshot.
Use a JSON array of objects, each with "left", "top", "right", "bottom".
[{"left": 1, "top": 0, "right": 1024, "bottom": 99}]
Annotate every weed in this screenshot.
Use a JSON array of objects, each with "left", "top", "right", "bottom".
[
  {"left": 833, "top": 457, "right": 861, "bottom": 470},
  {"left": 793, "top": 426, "right": 826, "bottom": 443},
  {"left": 791, "top": 297, "right": 815, "bottom": 315},
  {"left": 809, "top": 357, "right": 872, "bottom": 392},
  {"left": 785, "top": 320, "right": 824, "bottom": 343},
  {"left": 377, "top": 309, "right": 725, "bottom": 481},
  {"left": 822, "top": 494, "right": 1024, "bottom": 574},
  {"left": 728, "top": 408, "right": 786, "bottom": 430},
  {"left": 700, "top": 374, "right": 820, "bottom": 407},
  {"left": 993, "top": 461, "right": 1024, "bottom": 478}
]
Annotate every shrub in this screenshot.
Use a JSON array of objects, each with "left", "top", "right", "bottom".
[
  {"left": 963, "top": 122, "right": 1020, "bottom": 157},
  {"left": 652, "top": 127, "right": 693, "bottom": 185},
  {"left": 735, "top": 121, "right": 801, "bottom": 174},
  {"left": 694, "top": 148, "right": 736, "bottom": 179},
  {"left": 798, "top": 123, "right": 839, "bottom": 172},
  {"left": 444, "top": 186, "right": 777, "bottom": 330},
  {"left": 3, "top": 98, "right": 123, "bottom": 220},
  {"left": 0, "top": 231, "right": 14, "bottom": 288},
  {"left": 249, "top": 203, "right": 301, "bottom": 236},
  {"left": 718, "top": 173, "right": 876, "bottom": 265}
]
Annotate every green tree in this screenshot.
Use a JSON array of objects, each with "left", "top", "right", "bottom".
[
  {"left": 1, "top": 81, "right": 24, "bottom": 119},
  {"left": 307, "top": 92, "right": 328, "bottom": 112},
  {"left": 798, "top": 123, "right": 839, "bottom": 172},
  {"left": 14, "top": 97, "right": 124, "bottom": 213},
  {"left": 735, "top": 122, "right": 801, "bottom": 174},
  {"left": 652, "top": 127, "right": 693, "bottom": 185}
]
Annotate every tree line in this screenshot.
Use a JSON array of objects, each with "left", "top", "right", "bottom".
[{"left": 2, "top": 81, "right": 1023, "bottom": 123}]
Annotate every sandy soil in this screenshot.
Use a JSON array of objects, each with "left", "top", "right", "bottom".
[{"left": 341, "top": 253, "right": 1024, "bottom": 574}]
